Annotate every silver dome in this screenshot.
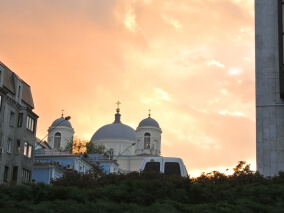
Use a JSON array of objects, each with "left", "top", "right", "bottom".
[
  {"left": 91, "top": 112, "right": 136, "bottom": 141},
  {"left": 138, "top": 117, "right": 160, "bottom": 128},
  {"left": 91, "top": 123, "right": 136, "bottom": 141},
  {"left": 51, "top": 117, "right": 72, "bottom": 128}
]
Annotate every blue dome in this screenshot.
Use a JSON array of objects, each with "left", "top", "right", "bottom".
[
  {"left": 51, "top": 117, "right": 72, "bottom": 128},
  {"left": 138, "top": 117, "right": 160, "bottom": 128},
  {"left": 91, "top": 123, "right": 136, "bottom": 141}
]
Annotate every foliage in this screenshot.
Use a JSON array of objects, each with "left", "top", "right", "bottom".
[
  {"left": 85, "top": 142, "right": 110, "bottom": 157},
  {"left": 3, "top": 163, "right": 284, "bottom": 212},
  {"left": 64, "top": 136, "right": 87, "bottom": 154},
  {"left": 50, "top": 164, "right": 105, "bottom": 188},
  {"left": 64, "top": 136, "right": 109, "bottom": 157}
]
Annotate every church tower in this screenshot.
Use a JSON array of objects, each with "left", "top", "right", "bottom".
[
  {"left": 48, "top": 114, "right": 74, "bottom": 150},
  {"left": 255, "top": 1, "right": 284, "bottom": 176},
  {"left": 135, "top": 110, "right": 162, "bottom": 156}
]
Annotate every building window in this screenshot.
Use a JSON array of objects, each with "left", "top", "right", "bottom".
[
  {"left": 24, "top": 142, "right": 32, "bottom": 158},
  {"left": 22, "top": 169, "right": 31, "bottom": 183},
  {"left": 7, "top": 138, "right": 12, "bottom": 153},
  {"left": 4, "top": 166, "right": 9, "bottom": 182},
  {"left": 17, "top": 86, "right": 21, "bottom": 101},
  {"left": 12, "top": 166, "right": 18, "bottom": 182},
  {"left": 17, "top": 113, "right": 23, "bottom": 127},
  {"left": 10, "top": 111, "right": 15, "bottom": 126},
  {"left": 54, "top": 132, "right": 61, "bottom": 149},
  {"left": 15, "top": 140, "right": 20, "bottom": 154},
  {"left": 144, "top": 133, "right": 151, "bottom": 149},
  {"left": 26, "top": 116, "right": 35, "bottom": 132}
]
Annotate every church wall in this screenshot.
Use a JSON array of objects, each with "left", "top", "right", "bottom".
[
  {"left": 136, "top": 127, "right": 161, "bottom": 156},
  {"left": 48, "top": 126, "right": 74, "bottom": 150}
]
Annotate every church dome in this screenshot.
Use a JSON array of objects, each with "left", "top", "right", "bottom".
[
  {"left": 91, "top": 111, "right": 136, "bottom": 142},
  {"left": 138, "top": 117, "right": 160, "bottom": 128},
  {"left": 91, "top": 123, "right": 136, "bottom": 141},
  {"left": 51, "top": 117, "right": 72, "bottom": 128}
]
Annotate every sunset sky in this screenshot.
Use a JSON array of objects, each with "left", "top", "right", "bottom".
[{"left": 0, "top": 0, "right": 255, "bottom": 177}]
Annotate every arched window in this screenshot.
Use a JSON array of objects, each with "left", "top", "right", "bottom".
[
  {"left": 54, "top": 132, "right": 61, "bottom": 149},
  {"left": 144, "top": 133, "right": 151, "bottom": 149},
  {"left": 110, "top": 148, "right": 114, "bottom": 157}
]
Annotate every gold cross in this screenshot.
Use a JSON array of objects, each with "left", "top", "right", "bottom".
[
  {"left": 61, "top": 109, "right": 64, "bottom": 117},
  {"left": 116, "top": 101, "right": 121, "bottom": 108},
  {"left": 148, "top": 109, "right": 151, "bottom": 117}
]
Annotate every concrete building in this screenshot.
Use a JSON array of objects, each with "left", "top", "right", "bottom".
[
  {"left": 0, "top": 62, "right": 38, "bottom": 184},
  {"left": 255, "top": 1, "right": 284, "bottom": 176}
]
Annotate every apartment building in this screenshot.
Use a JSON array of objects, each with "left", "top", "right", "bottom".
[{"left": 0, "top": 61, "right": 38, "bottom": 184}]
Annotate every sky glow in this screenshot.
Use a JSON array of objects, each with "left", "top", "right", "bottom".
[{"left": 0, "top": 0, "right": 255, "bottom": 177}]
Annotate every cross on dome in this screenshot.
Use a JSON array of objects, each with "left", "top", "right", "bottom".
[
  {"left": 116, "top": 101, "right": 121, "bottom": 113},
  {"left": 148, "top": 109, "right": 151, "bottom": 117},
  {"left": 61, "top": 109, "right": 64, "bottom": 117}
]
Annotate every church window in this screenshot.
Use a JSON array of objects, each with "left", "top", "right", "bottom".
[
  {"left": 54, "top": 132, "right": 61, "bottom": 149},
  {"left": 164, "top": 162, "right": 181, "bottom": 177},
  {"left": 109, "top": 148, "right": 114, "bottom": 157},
  {"left": 125, "top": 149, "right": 130, "bottom": 156},
  {"left": 144, "top": 133, "right": 151, "bottom": 149}
]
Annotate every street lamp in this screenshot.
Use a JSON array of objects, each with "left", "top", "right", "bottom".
[{"left": 109, "top": 143, "right": 136, "bottom": 174}]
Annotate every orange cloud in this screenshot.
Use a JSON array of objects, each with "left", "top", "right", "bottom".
[{"left": 0, "top": 0, "right": 255, "bottom": 176}]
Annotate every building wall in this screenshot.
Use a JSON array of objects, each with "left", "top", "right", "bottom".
[
  {"left": 32, "top": 166, "right": 64, "bottom": 184},
  {"left": 255, "top": 0, "right": 284, "bottom": 176},
  {"left": 0, "top": 62, "right": 38, "bottom": 184}
]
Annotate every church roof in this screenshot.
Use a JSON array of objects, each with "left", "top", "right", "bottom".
[
  {"left": 138, "top": 117, "right": 160, "bottom": 128},
  {"left": 51, "top": 117, "right": 72, "bottom": 128},
  {"left": 91, "top": 112, "right": 136, "bottom": 142}
]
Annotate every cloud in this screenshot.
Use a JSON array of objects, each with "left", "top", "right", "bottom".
[
  {"left": 207, "top": 59, "right": 225, "bottom": 68},
  {"left": 228, "top": 68, "right": 243, "bottom": 75},
  {"left": 162, "top": 15, "right": 183, "bottom": 31},
  {"left": 0, "top": 0, "right": 255, "bottom": 176}
]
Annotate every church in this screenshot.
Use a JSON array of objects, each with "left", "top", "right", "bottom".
[{"left": 45, "top": 102, "right": 162, "bottom": 173}]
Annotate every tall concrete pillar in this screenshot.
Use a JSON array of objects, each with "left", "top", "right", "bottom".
[{"left": 255, "top": 0, "right": 284, "bottom": 176}]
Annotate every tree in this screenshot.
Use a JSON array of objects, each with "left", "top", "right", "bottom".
[
  {"left": 64, "top": 136, "right": 109, "bottom": 157},
  {"left": 86, "top": 142, "right": 109, "bottom": 157}
]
